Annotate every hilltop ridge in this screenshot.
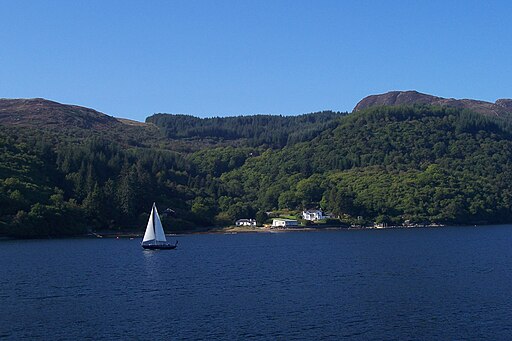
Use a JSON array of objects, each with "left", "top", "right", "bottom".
[
  {"left": 3, "top": 91, "right": 512, "bottom": 131},
  {"left": 0, "top": 98, "right": 122, "bottom": 130},
  {"left": 354, "top": 90, "right": 512, "bottom": 119}
]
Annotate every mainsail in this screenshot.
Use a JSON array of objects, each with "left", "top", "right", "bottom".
[{"left": 153, "top": 205, "right": 167, "bottom": 242}]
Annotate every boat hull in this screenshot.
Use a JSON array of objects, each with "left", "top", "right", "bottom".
[{"left": 141, "top": 243, "right": 177, "bottom": 250}]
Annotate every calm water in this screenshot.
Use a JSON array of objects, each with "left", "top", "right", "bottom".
[{"left": 1, "top": 226, "right": 512, "bottom": 340}]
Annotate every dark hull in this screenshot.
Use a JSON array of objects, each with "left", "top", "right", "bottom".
[{"left": 142, "top": 243, "right": 177, "bottom": 250}]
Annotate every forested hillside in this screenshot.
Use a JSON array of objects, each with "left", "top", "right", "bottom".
[
  {"left": 2, "top": 97, "right": 512, "bottom": 237},
  {"left": 220, "top": 106, "right": 512, "bottom": 225},
  {"left": 147, "top": 111, "right": 344, "bottom": 148},
  {"left": 0, "top": 102, "right": 344, "bottom": 237}
]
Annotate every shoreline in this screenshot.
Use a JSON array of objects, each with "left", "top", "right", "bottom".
[
  {"left": 90, "top": 225, "right": 356, "bottom": 238},
  {"left": 0, "top": 223, "right": 485, "bottom": 240},
  {"left": 87, "top": 224, "right": 446, "bottom": 238}
]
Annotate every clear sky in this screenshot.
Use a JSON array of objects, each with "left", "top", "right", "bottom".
[{"left": 1, "top": 0, "right": 512, "bottom": 121}]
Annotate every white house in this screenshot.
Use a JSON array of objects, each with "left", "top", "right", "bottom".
[
  {"left": 236, "top": 219, "right": 256, "bottom": 227},
  {"left": 302, "top": 209, "right": 324, "bottom": 221},
  {"left": 272, "top": 219, "right": 299, "bottom": 228}
]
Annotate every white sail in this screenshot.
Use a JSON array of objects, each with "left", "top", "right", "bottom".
[
  {"left": 153, "top": 205, "right": 167, "bottom": 242},
  {"left": 142, "top": 205, "right": 156, "bottom": 242}
]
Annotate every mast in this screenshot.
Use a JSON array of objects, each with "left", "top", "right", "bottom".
[{"left": 152, "top": 203, "right": 156, "bottom": 244}]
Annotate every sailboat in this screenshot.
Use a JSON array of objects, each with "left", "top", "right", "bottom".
[{"left": 141, "top": 203, "right": 178, "bottom": 250}]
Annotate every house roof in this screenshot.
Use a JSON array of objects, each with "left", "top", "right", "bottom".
[{"left": 303, "top": 209, "right": 322, "bottom": 213}]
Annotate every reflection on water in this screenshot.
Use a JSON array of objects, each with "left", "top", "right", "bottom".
[{"left": 2, "top": 226, "right": 512, "bottom": 339}]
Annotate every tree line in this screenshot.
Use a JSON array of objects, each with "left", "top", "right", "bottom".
[{"left": 146, "top": 111, "right": 344, "bottom": 148}]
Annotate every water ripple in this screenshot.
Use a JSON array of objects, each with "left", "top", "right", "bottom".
[{"left": 1, "top": 228, "right": 512, "bottom": 339}]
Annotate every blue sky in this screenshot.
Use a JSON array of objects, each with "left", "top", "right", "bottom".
[{"left": 1, "top": 1, "right": 512, "bottom": 121}]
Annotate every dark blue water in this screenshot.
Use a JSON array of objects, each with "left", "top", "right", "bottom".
[{"left": 1, "top": 226, "right": 512, "bottom": 340}]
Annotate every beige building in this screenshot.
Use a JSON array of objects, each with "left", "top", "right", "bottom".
[{"left": 272, "top": 219, "right": 299, "bottom": 228}]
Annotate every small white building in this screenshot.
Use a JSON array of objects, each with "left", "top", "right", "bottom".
[
  {"left": 272, "top": 219, "right": 299, "bottom": 228},
  {"left": 302, "top": 209, "right": 324, "bottom": 221},
  {"left": 235, "top": 219, "right": 256, "bottom": 227},
  {"left": 374, "top": 222, "right": 388, "bottom": 229}
]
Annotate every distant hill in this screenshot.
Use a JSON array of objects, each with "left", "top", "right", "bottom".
[
  {"left": 0, "top": 98, "right": 162, "bottom": 147},
  {"left": 0, "top": 98, "right": 122, "bottom": 130},
  {"left": 0, "top": 98, "right": 347, "bottom": 151},
  {"left": 354, "top": 90, "right": 512, "bottom": 119},
  {"left": 146, "top": 111, "right": 346, "bottom": 148},
  {"left": 223, "top": 105, "right": 512, "bottom": 225}
]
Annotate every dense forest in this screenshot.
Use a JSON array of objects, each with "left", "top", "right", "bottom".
[
  {"left": 147, "top": 111, "right": 344, "bottom": 148},
  {"left": 2, "top": 103, "right": 512, "bottom": 237}
]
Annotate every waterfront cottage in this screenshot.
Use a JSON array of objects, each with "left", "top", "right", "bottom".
[
  {"left": 272, "top": 219, "right": 299, "bottom": 228},
  {"left": 302, "top": 209, "right": 324, "bottom": 221},
  {"left": 236, "top": 219, "right": 257, "bottom": 227}
]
